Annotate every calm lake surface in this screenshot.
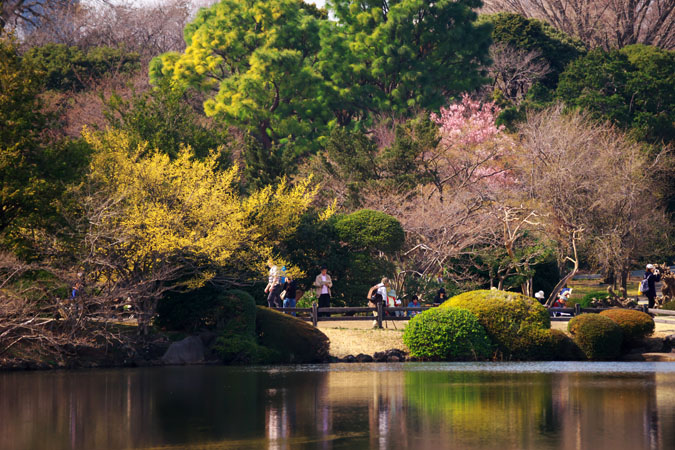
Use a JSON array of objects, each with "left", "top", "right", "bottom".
[{"left": 2, "top": 362, "right": 675, "bottom": 449}]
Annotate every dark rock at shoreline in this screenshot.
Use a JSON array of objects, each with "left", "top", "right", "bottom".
[
  {"left": 663, "top": 334, "right": 675, "bottom": 352},
  {"left": 368, "top": 349, "right": 408, "bottom": 363},
  {"left": 199, "top": 331, "right": 218, "bottom": 347},
  {"left": 373, "top": 352, "right": 387, "bottom": 362},
  {"left": 356, "top": 354, "right": 373, "bottom": 363},
  {"left": 341, "top": 355, "right": 357, "bottom": 363},
  {"left": 161, "top": 336, "right": 205, "bottom": 365}
]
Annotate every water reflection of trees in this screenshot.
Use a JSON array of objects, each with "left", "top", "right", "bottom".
[{"left": 1, "top": 367, "right": 675, "bottom": 449}]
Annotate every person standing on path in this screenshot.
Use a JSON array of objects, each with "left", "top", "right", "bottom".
[
  {"left": 643, "top": 264, "right": 662, "bottom": 309},
  {"left": 314, "top": 265, "right": 332, "bottom": 317},
  {"left": 283, "top": 276, "right": 298, "bottom": 316}
]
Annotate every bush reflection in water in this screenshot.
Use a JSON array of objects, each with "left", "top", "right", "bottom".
[{"left": 1, "top": 364, "right": 675, "bottom": 449}]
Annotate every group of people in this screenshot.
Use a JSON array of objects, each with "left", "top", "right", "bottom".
[
  {"left": 264, "top": 263, "right": 332, "bottom": 316},
  {"left": 264, "top": 264, "right": 298, "bottom": 314},
  {"left": 366, "top": 277, "right": 422, "bottom": 318},
  {"left": 530, "top": 263, "right": 663, "bottom": 309},
  {"left": 265, "top": 262, "right": 665, "bottom": 319}
]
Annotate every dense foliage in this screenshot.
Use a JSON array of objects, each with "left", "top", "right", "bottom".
[
  {"left": 157, "top": 288, "right": 256, "bottom": 334},
  {"left": 323, "top": 0, "right": 492, "bottom": 119},
  {"left": 442, "top": 290, "right": 551, "bottom": 359},
  {"left": 103, "top": 81, "right": 230, "bottom": 161},
  {"left": 280, "top": 209, "right": 401, "bottom": 306},
  {"left": 1, "top": 0, "right": 673, "bottom": 365},
  {"left": 151, "top": 0, "right": 330, "bottom": 159},
  {"left": 568, "top": 314, "right": 623, "bottom": 360},
  {"left": 334, "top": 209, "right": 405, "bottom": 254},
  {"left": 403, "top": 307, "right": 493, "bottom": 360},
  {"left": 599, "top": 309, "right": 655, "bottom": 345},
  {"left": 24, "top": 43, "right": 140, "bottom": 91},
  {"left": 0, "top": 38, "right": 91, "bottom": 252},
  {"left": 556, "top": 45, "right": 675, "bottom": 143}
]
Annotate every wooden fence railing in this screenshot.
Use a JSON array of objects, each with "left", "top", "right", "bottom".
[
  {"left": 271, "top": 304, "right": 434, "bottom": 328},
  {"left": 272, "top": 303, "right": 675, "bottom": 327}
]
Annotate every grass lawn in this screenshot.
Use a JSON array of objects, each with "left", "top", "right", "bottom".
[{"left": 568, "top": 276, "right": 641, "bottom": 302}]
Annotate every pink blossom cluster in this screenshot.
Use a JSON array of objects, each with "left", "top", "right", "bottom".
[{"left": 430, "top": 94, "right": 505, "bottom": 148}]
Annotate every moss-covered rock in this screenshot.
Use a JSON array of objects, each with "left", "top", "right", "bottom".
[
  {"left": 255, "top": 306, "right": 330, "bottom": 363},
  {"left": 599, "top": 309, "right": 654, "bottom": 345},
  {"left": 568, "top": 314, "right": 623, "bottom": 360},
  {"left": 442, "top": 290, "right": 550, "bottom": 359},
  {"left": 403, "top": 307, "right": 493, "bottom": 361}
]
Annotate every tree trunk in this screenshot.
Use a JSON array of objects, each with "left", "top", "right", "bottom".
[
  {"left": 620, "top": 268, "right": 629, "bottom": 291},
  {"left": 521, "top": 277, "right": 533, "bottom": 297},
  {"left": 603, "top": 269, "right": 615, "bottom": 286},
  {"left": 545, "top": 229, "right": 583, "bottom": 307}
]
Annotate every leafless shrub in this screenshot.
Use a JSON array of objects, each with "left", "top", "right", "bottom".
[
  {"left": 0, "top": 252, "right": 125, "bottom": 359},
  {"left": 483, "top": 0, "right": 675, "bottom": 49},
  {"left": 22, "top": 0, "right": 192, "bottom": 60},
  {"left": 488, "top": 43, "right": 551, "bottom": 103},
  {"left": 515, "top": 104, "right": 672, "bottom": 301}
]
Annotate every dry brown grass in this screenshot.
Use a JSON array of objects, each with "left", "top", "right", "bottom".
[{"left": 318, "top": 321, "right": 408, "bottom": 358}]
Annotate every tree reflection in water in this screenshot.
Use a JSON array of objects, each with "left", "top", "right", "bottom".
[{"left": 0, "top": 365, "right": 674, "bottom": 449}]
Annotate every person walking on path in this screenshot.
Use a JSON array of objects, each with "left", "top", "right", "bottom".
[
  {"left": 283, "top": 276, "right": 298, "bottom": 316},
  {"left": 314, "top": 265, "right": 332, "bottom": 317},
  {"left": 643, "top": 264, "right": 662, "bottom": 309},
  {"left": 265, "top": 276, "right": 282, "bottom": 308}
]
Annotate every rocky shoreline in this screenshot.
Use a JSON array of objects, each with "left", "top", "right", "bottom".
[{"left": 4, "top": 334, "right": 675, "bottom": 371}]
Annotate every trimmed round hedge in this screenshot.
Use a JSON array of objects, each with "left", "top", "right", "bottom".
[
  {"left": 442, "top": 290, "right": 550, "bottom": 359},
  {"left": 568, "top": 314, "right": 623, "bottom": 360},
  {"left": 549, "top": 329, "right": 585, "bottom": 361},
  {"left": 599, "top": 309, "right": 654, "bottom": 344},
  {"left": 334, "top": 209, "right": 405, "bottom": 253},
  {"left": 403, "top": 307, "right": 493, "bottom": 361},
  {"left": 255, "top": 306, "right": 330, "bottom": 363}
]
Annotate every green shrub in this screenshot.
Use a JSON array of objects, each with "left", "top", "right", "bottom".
[
  {"left": 578, "top": 290, "right": 610, "bottom": 308},
  {"left": 662, "top": 301, "right": 675, "bottom": 311},
  {"left": 334, "top": 209, "right": 405, "bottom": 253},
  {"left": 442, "top": 290, "right": 550, "bottom": 359},
  {"left": 549, "top": 329, "right": 585, "bottom": 361},
  {"left": 155, "top": 287, "right": 218, "bottom": 331},
  {"left": 568, "top": 314, "right": 623, "bottom": 360},
  {"left": 157, "top": 287, "right": 256, "bottom": 333},
  {"left": 213, "top": 333, "right": 274, "bottom": 364},
  {"left": 599, "top": 309, "right": 654, "bottom": 344},
  {"left": 403, "top": 308, "right": 493, "bottom": 361},
  {"left": 507, "top": 327, "right": 557, "bottom": 361},
  {"left": 219, "top": 290, "right": 257, "bottom": 336},
  {"left": 255, "top": 306, "right": 329, "bottom": 363},
  {"left": 24, "top": 43, "right": 139, "bottom": 91}
]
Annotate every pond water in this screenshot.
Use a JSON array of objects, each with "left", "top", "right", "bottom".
[{"left": 2, "top": 362, "right": 675, "bottom": 449}]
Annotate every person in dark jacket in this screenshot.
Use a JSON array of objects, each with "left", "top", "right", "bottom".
[
  {"left": 644, "top": 264, "right": 662, "bottom": 308},
  {"left": 283, "top": 276, "right": 298, "bottom": 316},
  {"left": 433, "top": 288, "right": 446, "bottom": 306}
]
